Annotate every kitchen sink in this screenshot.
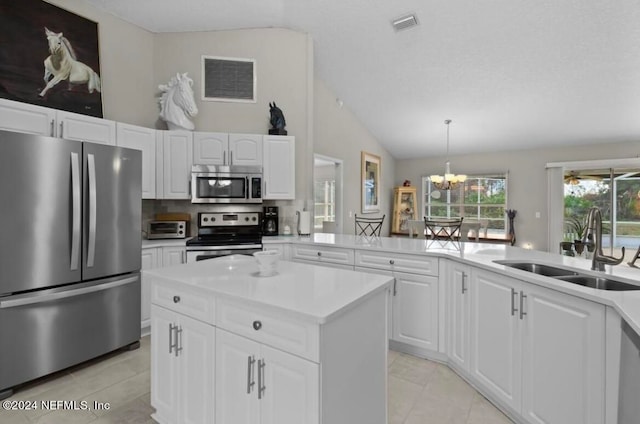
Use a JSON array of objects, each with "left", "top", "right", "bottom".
[
  {"left": 495, "top": 260, "right": 640, "bottom": 291},
  {"left": 555, "top": 275, "right": 640, "bottom": 291},
  {"left": 495, "top": 261, "right": 579, "bottom": 277}
]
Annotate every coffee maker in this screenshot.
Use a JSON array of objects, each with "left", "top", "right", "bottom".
[{"left": 262, "top": 206, "right": 279, "bottom": 236}]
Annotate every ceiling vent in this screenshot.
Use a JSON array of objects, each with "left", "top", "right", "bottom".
[{"left": 392, "top": 14, "right": 418, "bottom": 32}]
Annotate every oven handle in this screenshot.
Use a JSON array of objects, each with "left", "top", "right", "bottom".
[{"left": 187, "top": 244, "right": 263, "bottom": 251}]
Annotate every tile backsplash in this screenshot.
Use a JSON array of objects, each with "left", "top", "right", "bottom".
[{"left": 142, "top": 199, "right": 306, "bottom": 238}]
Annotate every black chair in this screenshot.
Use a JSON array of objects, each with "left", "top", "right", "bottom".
[
  {"left": 355, "top": 214, "right": 385, "bottom": 236},
  {"left": 424, "top": 217, "right": 464, "bottom": 241}
]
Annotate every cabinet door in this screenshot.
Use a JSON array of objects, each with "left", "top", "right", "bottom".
[
  {"left": 260, "top": 344, "right": 319, "bottom": 424},
  {"left": 470, "top": 269, "right": 522, "bottom": 412},
  {"left": 193, "top": 132, "right": 228, "bottom": 165},
  {"left": 263, "top": 136, "right": 295, "bottom": 199},
  {"left": 57, "top": 110, "right": 116, "bottom": 145},
  {"left": 116, "top": 123, "right": 157, "bottom": 198},
  {"left": 449, "top": 262, "right": 471, "bottom": 371},
  {"left": 229, "top": 133, "right": 262, "bottom": 166},
  {"left": 215, "top": 329, "right": 260, "bottom": 424},
  {"left": 162, "top": 131, "right": 193, "bottom": 199},
  {"left": 392, "top": 271, "right": 439, "bottom": 351},
  {"left": 150, "top": 305, "right": 179, "bottom": 424},
  {"left": 163, "top": 246, "right": 186, "bottom": 266},
  {"left": 141, "top": 248, "right": 160, "bottom": 329},
  {"left": 263, "top": 243, "right": 288, "bottom": 260},
  {"left": 179, "top": 314, "right": 216, "bottom": 424},
  {"left": 0, "top": 99, "right": 56, "bottom": 136},
  {"left": 521, "top": 284, "right": 605, "bottom": 424}
]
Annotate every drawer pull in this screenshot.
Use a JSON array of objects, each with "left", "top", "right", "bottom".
[
  {"left": 389, "top": 259, "right": 395, "bottom": 265},
  {"left": 253, "top": 320, "right": 262, "bottom": 331},
  {"left": 317, "top": 251, "right": 322, "bottom": 257},
  {"left": 173, "top": 295, "right": 181, "bottom": 303}
]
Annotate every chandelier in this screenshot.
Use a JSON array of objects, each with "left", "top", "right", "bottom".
[{"left": 430, "top": 119, "right": 467, "bottom": 190}]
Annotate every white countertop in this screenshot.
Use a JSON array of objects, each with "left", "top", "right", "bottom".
[
  {"left": 144, "top": 255, "right": 393, "bottom": 324},
  {"left": 144, "top": 233, "right": 640, "bottom": 334}
]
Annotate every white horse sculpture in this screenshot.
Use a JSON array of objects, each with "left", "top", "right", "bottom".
[
  {"left": 158, "top": 73, "right": 198, "bottom": 131},
  {"left": 39, "top": 27, "right": 101, "bottom": 97}
]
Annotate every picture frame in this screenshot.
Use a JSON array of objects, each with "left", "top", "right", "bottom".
[
  {"left": 0, "top": 0, "right": 103, "bottom": 117},
  {"left": 361, "top": 151, "right": 381, "bottom": 213},
  {"left": 201, "top": 55, "right": 257, "bottom": 103}
]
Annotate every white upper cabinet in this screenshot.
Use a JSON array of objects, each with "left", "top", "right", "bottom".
[
  {"left": 229, "top": 134, "right": 263, "bottom": 166},
  {"left": 161, "top": 131, "right": 193, "bottom": 199},
  {"left": 263, "top": 135, "right": 295, "bottom": 200},
  {"left": 56, "top": 110, "right": 116, "bottom": 145},
  {"left": 193, "top": 132, "right": 229, "bottom": 165},
  {"left": 0, "top": 99, "right": 56, "bottom": 136},
  {"left": 116, "top": 123, "right": 157, "bottom": 199}
]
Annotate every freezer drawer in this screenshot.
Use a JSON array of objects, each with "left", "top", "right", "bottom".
[{"left": 0, "top": 274, "right": 141, "bottom": 395}]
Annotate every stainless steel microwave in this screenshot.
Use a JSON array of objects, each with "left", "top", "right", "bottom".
[{"left": 191, "top": 165, "right": 262, "bottom": 204}]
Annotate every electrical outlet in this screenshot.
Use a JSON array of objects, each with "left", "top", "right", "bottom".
[
  {"left": 349, "top": 210, "right": 353, "bottom": 218},
  {"left": 535, "top": 211, "right": 541, "bottom": 218}
]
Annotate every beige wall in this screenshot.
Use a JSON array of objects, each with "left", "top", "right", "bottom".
[
  {"left": 314, "top": 79, "right": 395, "bottom": 236},
  {"left": 397, "top": 140, "right": 640, "bottom": 251},
  {"left": 48, "top": 0, "right": 156, "bottom": 127}
]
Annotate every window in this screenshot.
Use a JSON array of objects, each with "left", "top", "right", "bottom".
[
  {"left": 314, "top": 180, "right": 336, "bottom": 229},
  {"left": 422, "top": 174, "right": 508, "bottom": 236}
]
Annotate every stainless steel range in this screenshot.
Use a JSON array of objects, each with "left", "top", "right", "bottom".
[{"left": 186, "top": 212, "right": 263, "bottom": 262}]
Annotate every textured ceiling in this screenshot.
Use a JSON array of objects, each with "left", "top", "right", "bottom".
[{"left": 84, "top": 0, "right": 640, "bottom": 159}]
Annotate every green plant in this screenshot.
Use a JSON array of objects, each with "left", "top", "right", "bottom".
[{"left": 565, "top": 216, "right": 587, "bottom": 240}]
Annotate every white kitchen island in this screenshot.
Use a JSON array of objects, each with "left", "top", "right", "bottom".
[{"left": 145, "top": 255, "right": 393, "bottom": 424}]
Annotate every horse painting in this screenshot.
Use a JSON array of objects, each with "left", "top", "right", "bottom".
[
  {"left": 39, "top": 27, "right": 101, "bottom": 97},
  {"left": 158, "top": 73, "right": 198, "bottom": 131}
]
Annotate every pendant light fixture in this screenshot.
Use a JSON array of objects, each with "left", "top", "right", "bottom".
[{"left": 430, "top": 119, "right": 467, "bottom": 190}]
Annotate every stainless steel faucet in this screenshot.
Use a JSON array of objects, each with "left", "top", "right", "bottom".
[{"left": 581, "top": 207, "right": 625, "bottom": 271}]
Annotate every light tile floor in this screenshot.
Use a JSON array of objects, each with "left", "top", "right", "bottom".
[{"left": 1, "top": 336, "right": 512, "bottom": 424}]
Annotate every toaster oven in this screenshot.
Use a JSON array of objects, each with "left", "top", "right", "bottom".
[{"left": 147, "top": 220, "right": 188, "bottom": 239}]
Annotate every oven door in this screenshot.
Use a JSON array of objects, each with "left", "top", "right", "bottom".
[{"left": 186, "top": 245, "right": 263, "bottom": 263}]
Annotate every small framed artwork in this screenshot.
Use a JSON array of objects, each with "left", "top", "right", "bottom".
[
  {"left": 0, "top": 0, "right": 103, "bottom": 117},
  {"left": 201, "top": 55, "right": 256, "bottom": 103},
  {"left": 361, "top": 151, "right": 381, "bottom": 213}
]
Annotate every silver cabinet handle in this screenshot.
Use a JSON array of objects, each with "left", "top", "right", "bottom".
[
  {"left": 223, "top": 150, "right": 227, "bottom": 166},
  {"left": 247, "top": 355, "right": 256, "bottom": 394},
  {"left": 389, "top": 259, "right": 395, "bottom": 265},
  {"left": 317, "top": 251, "right": 322, "bottom": 257},
  {"left": 519, "top": 291, "right": 527, "bottom": 320},
  {"left": 511, "top": 288, "right": 518, "bottom": 316},
  {"left": 230, "top": 151, "right": 233, "bottom": 165},
  {"left": 87, "top": 153, "right": 97, "bottom": 267},
  {"left": 253, "top": 320, "right": 262, "bottom": 331},
  {"left": 393, "top": 277, "right": 398, "bottom": 296},
  {"left": 169, "top": 323, "right": 176, "bottom": 354},
  {"left": 173, "top": 296, "right": 181, "bottom": 303},
  {"left": 461, "top": 272, "right": 467, "bottom": 294},
  {"left": 258, "top": 359, "right": 266, "bottom": 399},
  {"left": 50, "top": 119, "right": 55, "bottom": 137},
  {"left": 175, "top": 325, "right": 183, "bottom": 357},
  {"left": 70, "top": 152, "right": 81, "bottom": 271},
  {"left": 59, "top": 121, "right": 64, "bottom": 138}
]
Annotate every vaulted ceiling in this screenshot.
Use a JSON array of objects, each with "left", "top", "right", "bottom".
[{"left": 85, "top": 0, "right": 640, "bottom": 159}]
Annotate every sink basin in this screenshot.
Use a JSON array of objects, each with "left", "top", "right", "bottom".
[
  {"left": 555, "top": 275, "right": 640, "bottom": 291},
  {"left": 495, "top": 261, "right": 579, "bottom": 277}
]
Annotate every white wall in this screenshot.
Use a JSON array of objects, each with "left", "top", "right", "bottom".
[
  {"left": 49, "top": 0, "right": 156, "bottom": 127},
  {"left": 397, "top": 139, "right": 640, "bottom": 251},
  {"left": 314, "top": 79, "right": 395, "bottom": 236}
]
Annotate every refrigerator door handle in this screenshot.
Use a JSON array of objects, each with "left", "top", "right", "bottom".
[
  {"left": 0, "top": 276, "right": 139, "bottom": 309},
  {"left": 70, "top": 152, "right": 81, "bottom": 271},
  {"left": 87, "top": 153, "right": 97, "bottom": 268}
]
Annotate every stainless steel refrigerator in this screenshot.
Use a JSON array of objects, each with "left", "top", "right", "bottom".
[{"left": 0, "top": 130, "right": 142, "bottom": 399}]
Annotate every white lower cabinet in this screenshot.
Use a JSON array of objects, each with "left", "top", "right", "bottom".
[
  {"left": 141, "top": 246, "right": 186, "bottom": 330},
  {"left": 392, "top": 271, "right": 438, "bottom": 351},
  {"left": 447, "top": 261, "right": 471, "bottom": 372},
  {"left": 215, "top": 328, "right": 318, "bottom": 424},
  {"left": 291, "top": 244, "right": 354, "bottom": 269},
  {"left": 469, "top": 268, "right": 605, "bottom": 424},
  {"left": 151, "top": 305, "right": 215, "bottom": 424}
]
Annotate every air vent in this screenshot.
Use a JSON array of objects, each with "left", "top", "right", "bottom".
[{"left": 392, "top": 14, "right": 419, "bottom": 32}]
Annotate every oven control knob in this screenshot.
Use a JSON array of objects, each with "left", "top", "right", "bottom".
[
  {"left": 245, "top": 217, "right": 250, "bottom": 222},
  {"left": 212, "top": 217, "right": 216, "bottom": 222},
  {"left": 203, "top": 217, "right": 208, "bottom": 222},
  {"left": 252, "top": 217, "right": 257, "bottom": 221},
  {"left": 253, "top": 320, "right": 262, "bottom": 331}
]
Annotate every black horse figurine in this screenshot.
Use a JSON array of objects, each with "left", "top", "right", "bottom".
[{"left": 269, "top": 102, "right": 287, "bottom": 135}]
